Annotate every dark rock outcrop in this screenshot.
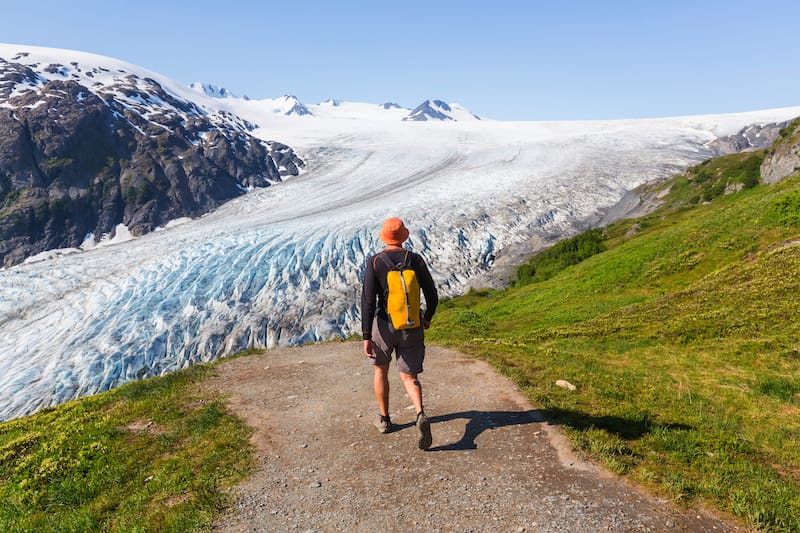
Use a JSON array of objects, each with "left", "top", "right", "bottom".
[
  {"left": 708, "top": 120, "right": 790, "bottom": 156},
  {"left": 761, "top": 119, "right": 800, "bottom": 184},
  {"left": 0, "top": 59, "right": 303, "bottom": 266}
]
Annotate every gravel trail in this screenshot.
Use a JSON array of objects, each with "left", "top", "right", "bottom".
[{"left": 206, "top": 342, "right": 741, "bottom": 532}]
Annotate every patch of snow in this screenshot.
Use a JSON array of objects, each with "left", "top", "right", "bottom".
[
  {"left": 156, "top": 217, "right": 193, "bottom": 231},
  {"left": 22, "top": 247, "right": 82, "bottom": 264}
]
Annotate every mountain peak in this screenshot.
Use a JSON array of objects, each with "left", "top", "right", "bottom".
[
  {"left": 188, "top": 82, "right": 237, "bottom": 99},
  {"left": 402, "top": 99, "right": 480, "bottom": 121},
  {"left": 276, "top": 95, "right": 313, "bottom": 116}
]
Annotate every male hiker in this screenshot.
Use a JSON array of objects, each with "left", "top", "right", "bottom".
[{"left": 361, "top": 217, "right": 438, "bottom": 450}]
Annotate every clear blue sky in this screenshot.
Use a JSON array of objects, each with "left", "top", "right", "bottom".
[{"left": 2, "top": 0, "right": 798, "bottom": 120}]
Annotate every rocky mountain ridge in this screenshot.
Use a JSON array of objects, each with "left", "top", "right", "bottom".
[{"left": 0, "top": 46, "right": 304, "bottom": 266}]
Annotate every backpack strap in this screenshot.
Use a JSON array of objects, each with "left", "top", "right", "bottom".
[{"left": 374, "top": 250, "right": 409, "bottom": 271}]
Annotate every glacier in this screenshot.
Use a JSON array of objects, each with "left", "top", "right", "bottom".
[{"left": 2, "top": 59, "right": 800, "bottom": 420}]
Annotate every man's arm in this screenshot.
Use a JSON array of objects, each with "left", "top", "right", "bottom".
[{"left": 361, "top": 256, "right": 378, "bottom": 355}]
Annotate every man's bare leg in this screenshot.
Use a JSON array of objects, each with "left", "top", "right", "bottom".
[
  {"left": 399, "top": 371, "right": 423, "bottom": 414},
  {"left": 400, "top": 371, "right": 431, "bottom": 449},
  {"left": 374, "top": 364, "right": 390, "bottom": 416}
]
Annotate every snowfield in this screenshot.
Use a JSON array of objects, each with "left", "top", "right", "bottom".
[{"left": 2, "top": 45, "right": 800, "bottom": 421}]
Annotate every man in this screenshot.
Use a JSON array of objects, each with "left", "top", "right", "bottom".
[{"left": 361, "top": 217, "right": 438, "bottom": 450}]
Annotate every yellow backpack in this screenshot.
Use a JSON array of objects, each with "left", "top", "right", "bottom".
[{"left": 376, "top": 251, "right": 421, "bottom": 330}]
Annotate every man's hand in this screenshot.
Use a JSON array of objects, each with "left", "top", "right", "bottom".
[
  {"left": 363, "top": 339, "right": 376, "bottom": 358},
  {"left": 423, "top": 319, "right": 431, "bottom": 330}
]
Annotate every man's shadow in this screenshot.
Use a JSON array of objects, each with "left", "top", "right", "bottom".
[
  {"left": 397, "top": 408, "right": 692, "bottom": 451},
  {"left": 393, "top": 410, "right": 545, "bottom": 451}
]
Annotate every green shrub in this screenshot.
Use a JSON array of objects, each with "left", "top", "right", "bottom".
[
  {"left": 768, "top": 189, "right": 800, "bottom": 227},
  {"left": 516, "top": 228, "right": 606, "bottom": 285},
  {"left": 453, "top": 309, "right": 490, "bottom": 334},
  {"left": 737, "top": 153, "right": 763, "bottom": 190}
]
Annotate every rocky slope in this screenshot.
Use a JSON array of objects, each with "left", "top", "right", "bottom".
[
  {"left": 0, "top": 46, "right": 303, "bottom": 266},
  {"left": 761, "top": 118, "right": 800, "bottom": 184},
  {"left": 707, "top": 120, "right": 789, "bottom": 155}
]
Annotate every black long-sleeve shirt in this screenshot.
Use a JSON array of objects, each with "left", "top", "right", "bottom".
[{"left": 361, "top": 249, "right": 438, "bottom": 340}]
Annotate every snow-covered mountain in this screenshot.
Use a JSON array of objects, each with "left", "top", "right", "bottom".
[
  {"left": 403, "top": 99, "right": 481, "bottom": 121},
  {"left": 265, "top": 95, "right": 313, "bottom": 116},
  {"left": 0, "top": 44, "right": 303, "bottom": 266},
  {"left": 2, "top": 44, "right": 800, "bottom": 421}
]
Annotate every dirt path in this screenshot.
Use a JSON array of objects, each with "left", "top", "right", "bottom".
[{"left": 205, "top": 342, "right": 740, "bottom": 532}]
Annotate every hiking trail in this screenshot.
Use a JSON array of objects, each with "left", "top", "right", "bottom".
[{"left": 205, "top": 342, "right": 738, "bottom": 532}]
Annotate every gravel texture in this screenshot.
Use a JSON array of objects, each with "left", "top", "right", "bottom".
[{"left": 205, "top": 342, "right": 741, "bottom": 532}]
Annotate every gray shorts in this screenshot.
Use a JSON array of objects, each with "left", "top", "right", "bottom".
[{"left": 371, "top": 316, "right": 425, "bottom": 375}]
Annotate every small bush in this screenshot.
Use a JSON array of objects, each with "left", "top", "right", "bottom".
[
  {"left": 516, "top": 228, "right": 606, "bottom": 285},
  {"left": 768, "top": 189, "right": 800, "bottom": 227},
  {"left": 453, "top": 309, "right": 490, "bottom": 334},
  {"left": 737, "top": 153, "right": 763, "bottom": 190}
]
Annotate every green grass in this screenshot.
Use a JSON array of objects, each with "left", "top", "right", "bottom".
[
  {"left": 428, "top": 170, "right": 800, "bottom": 531},
  {"left": 0, "top": 363, "right": 254, "bottom": 532}
]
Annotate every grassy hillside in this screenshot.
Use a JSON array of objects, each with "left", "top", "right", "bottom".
[
  {"left": 0, "top": 364, "right": 254, "bottom": 532},
  {"left": 428, "top": 159, "right": 800, "bottom": 531}
]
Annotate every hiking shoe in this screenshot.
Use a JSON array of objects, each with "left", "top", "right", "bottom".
[
  {"left": 416, "top": 411, "right": 432, "bottom": 450},
  {"left": 374, "top": 414, "right": 392, "bottom": 434}
]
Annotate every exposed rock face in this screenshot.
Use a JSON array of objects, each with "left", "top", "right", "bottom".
[
  {"left": 761, "top": 120, "right": 800, "bottom": 184},
  {"left": 0, "top": 57, "right": 304, "bottom": 266},
  {"left": 707, "top": 120, "right": 789, "bottom": 156}
]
